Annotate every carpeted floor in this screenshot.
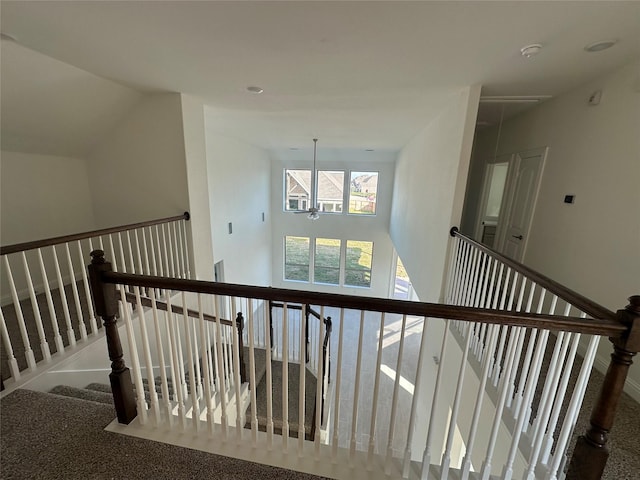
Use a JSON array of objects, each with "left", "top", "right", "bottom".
[{"left": 0, "top": 388, "right": 328, "bottom": 480}]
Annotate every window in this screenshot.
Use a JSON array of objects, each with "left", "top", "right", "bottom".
[
  {"left": 349, "top": 171, "right": 378, "bottom": 215},
  {"left": 314, "top": 238, "right": 341, "bottom": 285},
  {"left": 283, "top": 236, "right": 373, "bottom": 288},
  {"left": 284, "top": 236, "right": 310, "bottom": 281},
  {"left": 284, "top": 169, "right": 311, "bottom": 211},
  {"left": 317, "top": 171, "right": 344, "bottom": 213},
  {"left": 345, "top": 240, "right": 373, "bottom": 288}
]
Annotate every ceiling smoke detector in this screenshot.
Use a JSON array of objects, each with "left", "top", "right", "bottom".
[
  {"left": 584, "top": 39, "right": 618, "bottom": 53},
  {"left": 520, "top": 44, "right": 543, "bottom": 58}
]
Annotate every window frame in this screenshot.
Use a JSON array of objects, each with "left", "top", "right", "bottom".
[
  {"left": 348, "top": 170, "right": 379, "bottom": 216},
  {"left": 283, "top": 235, "right": 311, "bottom": 282}
]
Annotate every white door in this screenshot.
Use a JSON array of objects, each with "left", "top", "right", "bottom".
[{"left": 497, "top": 147, "right": 547, "bottom": 262}]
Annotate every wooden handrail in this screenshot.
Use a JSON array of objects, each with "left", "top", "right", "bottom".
[
  {"left": 450, "top": 227, "right": 616, "bottom": 321},
  {"left": 123, "top": 292, "right": 232, "bottom": 327},
  {"left": 0, "top": 212, "right": 190, "bottom": 256},
  {"left": 100, "top": 270, "right": 625, "bottom": 336}
]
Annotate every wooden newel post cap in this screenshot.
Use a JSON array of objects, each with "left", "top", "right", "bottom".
[
  {"left": 88, "top": 250, "right": 118, "bottom": 318},
  {"left": 91, "top": 250, "right": 106, "bottom": 264},
  {"left": 614, "top": 295, "right": 640, "bottom": 352}
]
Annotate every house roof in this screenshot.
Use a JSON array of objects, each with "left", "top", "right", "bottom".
[{"left": 1, "top": 2, "right": 639, "bottom": 152}]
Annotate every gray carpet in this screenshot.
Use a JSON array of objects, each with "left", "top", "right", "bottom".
[
  {"left": 245, "top": 357, "right": 318, "bottom": 440},
  {"left": 0, "top": 388, "right": 329, "bottom": 480}
]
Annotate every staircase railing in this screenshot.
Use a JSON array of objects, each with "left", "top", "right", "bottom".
[
  {"left": 269, "top": 301, "right": 333, "bottom": 437},
  {"left": 87, "top": 225, "right": 637, "bottom": 479},
  {"left": 0, "top": 212, "right": 190, "bottom": 388}
]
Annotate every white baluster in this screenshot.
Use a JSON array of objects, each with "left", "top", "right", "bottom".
[
  {"left": 160, "top": 224, "right": 170, "bottom": 280},
  {"left": 166, "top": 294, "right": 187, "bottom": 429},
  {"left": 213, "top": 295, "right": 229, "bottom": 438},
  {"left": 181, "top": 293, "right": 200, "bottom": 432},
  {"left": 444, "top": 237, "right": 460, "bottom": 303},
  {"left": 64, "top": 243, "right": 87, "bottom": 340},
  {"left": 480, "top": 326, "right": 523, "bottom": 480},
  {"left": 140, "top": 229, "right": 151, "bottom": 276},
  {"left": 150, "top": 293, "right": 172, "bottom": 422},
  {"left": 180, "top": 219, "right": 191, "bottom": 279},
  {"left": 20, "top": 251, "right": 51, "bottom": 362},
  {"left": 546, "top": 332, "right": 600, "bottom": 480},
  {"left": 264, "top": 300, "right": 275, "bottom": 448},
  {"left": 314, "top": 305, "right": 326, "bottom": 459},
  {"left": 421, "top": 320, "right": 451, "bottom": 479},
  {"left": 106, "top": 235, "right": 119, "bottom": 272},
  {"left": 367, "top": 312, "right": 387, "bottom": 465},
  {"left": 349, "top": 310, "right": 366, "bottom": 462},
  {"left": 4, "top": 256, "right": 37, "bottom": 370},
  {"left": 402, "top": 317, "right": 430, "bottom": 478},
  {"left": 132, "top": 230, "right": 144, "bottom": 274},
  {"left": 118, "top": 287, "right": 148, "bottom": 425},
  {"left": 76, "top": 241, "right": 98, "bottom": 334},
  {"left": 298, "top": 304, "right": 307, "bottom": 455},
  {"left": 331, "top": 308, "right": 346, "bottom": 462},
  {"left": 461, "top": 323, "right": 500, "bottom": 480},
  {"left": 281, "top": 303, "right": 289, "bottom": 451},
  {"left": 502, "top": 329, "right": 550, "bottom": 480},
  {"left": 0, "top": 308, "right": 21, "bottom": 380},
  {"left": 134, "top": 287, "right": 160, "bottom": 425},
  {"left": 540, "top": 331, "right": 582, "bottom": 465},
  {"left": 165, "top": 223, "right": 176, "bottom": 278},
  {"left": 197, "top": 294, "right": 215, "bottom": 435},
  {"left": 230, "top": 299, "right": 243, "bottom": 442},
  {"left": 51, "top": 245, "right": 75, "bottom": 346},
  {"left": 247, "top": 299, "right": 259, "bottom": 445},
  {"left": 525, "top": 331, "right": 570, "bottom": 480},
  {"left": 385, "top": 313, "right": 408, "bottom": 475},
  {"left": 441, "top": 322, "right": 473, "bottom": 480},
  {"left": 124, "top": 231, "right": 136, "bottom": 274}
]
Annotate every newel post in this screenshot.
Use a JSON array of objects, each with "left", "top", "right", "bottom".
[
  {"left": 88, "top": 250, "right": 137, "bottom": 424},
  {"left": 236, "top": 312, "right": 247, "bottom": 383},
  {"left": 566, "top": 295, "right": 640, "bottom": 479}
]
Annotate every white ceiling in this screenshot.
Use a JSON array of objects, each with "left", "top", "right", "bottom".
[{"left": 1, "top": 1, "right": 639, "bottom": 152}]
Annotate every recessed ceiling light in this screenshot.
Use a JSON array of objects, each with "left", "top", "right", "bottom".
[
  {"left": 520, "top": 44, "right": 543, "bottom": 58},
  {"left": 365, "top": 149, "right": 374, "bottom": 152},
  {"left": 584, "top": 39, "right": 618, "bottom": 53},
  {"left": 246, "top": 86, "right": 264, "bottom": 94}
]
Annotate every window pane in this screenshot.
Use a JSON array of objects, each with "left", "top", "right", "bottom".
[
  {"left": 349, "top": 171, "right": 378, "bottom": 215},
  {"left": 314, "top": 238, "right": 341, "bottom": 285},
  {"left": 317, "top": 171, "right": 344, "bottom": 213},
  {"left": 284, "top": 236, "right": 310, "bottom": 281},
  {"left": 284, "top": 169, "right": 311, "bottom": 211},
  {"left": 345, "top": 240, "right": 373, "bottom": 287}
]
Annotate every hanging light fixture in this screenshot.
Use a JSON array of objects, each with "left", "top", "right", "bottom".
[{"left": 294, "top": 138, "right": 321, "bottom": 220}]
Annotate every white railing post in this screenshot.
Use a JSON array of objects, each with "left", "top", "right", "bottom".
[
  {"left": 3, "top": 255, "right": 36, "bottom": 370},
  {"left": 20, "top": 251, "right": 51, "bottom": 362},
  {"left": 36, "top": 248, "right": 65, "bottom": 355},
  {"left": 367, "top": 312, "right": 387, "bottom": 466}
]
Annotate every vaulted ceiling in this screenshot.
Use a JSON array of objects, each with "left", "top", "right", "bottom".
[{"left": 2, "top": 1, "right": 639, "bottom": 154}]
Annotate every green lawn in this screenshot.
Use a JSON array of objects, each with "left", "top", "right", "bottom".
[{"left": 284, "top": 237, "right": 372, "bottom": 287}]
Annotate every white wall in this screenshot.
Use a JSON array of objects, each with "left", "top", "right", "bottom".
[
  {"left": 1, "top": 151, "right": 95, "bottom": 245},
  {"left": 0, "top": 151, "right": 97, "bottom": 304},
  {"left": 390, "top": 86, "right": 481, "bottom": 302},
  {"left": 86, "top": 93, "right": 190, "bottom": 229},
  {"left": 182, "top": 95, "right": 215, "bottom": 281},
  {"left": 205, "top": 130, "right": 272, "bottom": 286},
  {"left": 465, "top": 61, "right": 640, "bottom": 398},
  {"left": 270, "top": 148, "right": 397, "bottom": 298}
]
